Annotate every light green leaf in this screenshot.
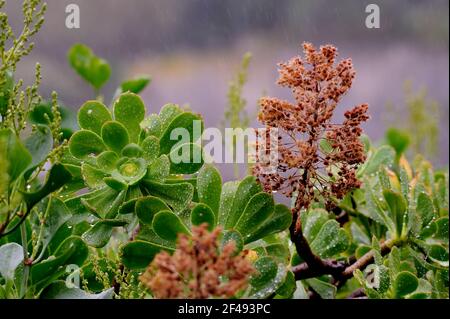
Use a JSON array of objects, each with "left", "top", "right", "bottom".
[
  {"left": 101, "top": 121, "right": 129, "bottom": 154},
  {"left": 197, "top": 164, "right": 222, "bottom": 217},
  {"left": 310, "top": 220, "right": 350, "bottom": 258},
  {"left": 24, "top": 124, "right": 53, "bottom": 170},
  {"left": 68, "top": 44, "right": 111, "bottom": 90},
  {"left": 0, "top": 128, "right": 32, "bottom": 182},
  {"left": 218, "top": 181, "right": 239, "bottom": 226},
  {"left": 113, "top": 93, "right": 145, "bottom": 143},
  {"left": 245, "top": 204, "right": 292, "bottom": 243},
  {"left": 69, "top": 130, "right": 106, "bottom": 159},
  {"left": 77, "top": 101, "right": 112, "bottom": 135}
]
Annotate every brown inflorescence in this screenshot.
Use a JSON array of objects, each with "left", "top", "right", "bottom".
[
  {"left": 139, "top": 224, "right": 255, "bottom": 299},
  {"left": 253, "top": 42, "right": 369, "bottom": 214}
]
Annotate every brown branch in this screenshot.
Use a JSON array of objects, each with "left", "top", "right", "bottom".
[
  {"left": 290, "top": 209, "right": 346, "bottom": 280},
  {"left": 292, "top": 237, "right": 397, "bottom": 284}
]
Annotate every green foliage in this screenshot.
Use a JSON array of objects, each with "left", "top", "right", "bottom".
[
  {"left": 222, "top": 52, "right": 253, "bottom": 178},
  {"left": 0, "top": 4, "right": 448, "bottom": 299},
  {"left": 67, "top": 43, "right": 151, "bottom": 101},
  {"left": 385, "top": 81, "right": 441, "bottom": 158},
  {"left": 345, "top": 146, "right": 449, "bottom": 299},
  {"left": 68, "top": 44, "right": 111, "bottom": 92},
  {"left": 120, "top": 164, "right": 292, "bottom": 296}
]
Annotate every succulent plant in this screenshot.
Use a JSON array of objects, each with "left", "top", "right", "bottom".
[
  {"left": 341, "top": 145, "right": 449, "bottom": 299},
  {"left": 121, "top": 164, "right": 293, "bottom": 298},
  {"left": 63, "top": 92, "right": 204, "bottom": 248}
]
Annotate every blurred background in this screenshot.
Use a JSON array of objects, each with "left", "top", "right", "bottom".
[{"left": 4, "top": 0, "right": 449, "bottom": 176}]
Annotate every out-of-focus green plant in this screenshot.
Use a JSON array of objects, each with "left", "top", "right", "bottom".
[
  {"left": 222, "top": 52, "right": 252, "bottom": 178},
  {"left": 67, "top": 43, "right": 151, "bottom": 102},
  {"left": 385, "top": 81, "right": 441, "bottom": 158},
  {"left": 0, "top": 0, "right": 82, "bottom": 299}
]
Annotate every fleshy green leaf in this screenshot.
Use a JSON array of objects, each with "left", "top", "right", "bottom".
[
  {"left": 120, "top": 76, "right": 151, "bottom": 94},
  {"left": 146, "top": 155, "right": 170, "bottom": 181},
  {"left": 393, "top": 271, "right": 419, "bottom": 298},
  {"left": 235, "top": 192, "right": 274, "bottom": 240},
  {"left": 142, "top": 180, "right": 193, "bottom": 213},
  {"left": 77, "top": 101, "right": 112, "bottom": 135},
  {"left": 306, "top": 278, "right": 337, "bottom": 299},
  {"left": 0, "top": 128, "right": 32, "bottom": 182},
  {"left": 310, "top": 220, "right": 350, "bottom": 258},
  {"left": 31, "top": 236, "right": 88, "bottom": 290},
  {"left": 159, "top": 112, "right": 203, "bottom": 155},
  {"left": 69, "top": 130, "right": 106, "bottom": 159},
  {"left": 416, "top": 192, "right": 435, "bottom": 228},
  {"left": 81, "top": 163, "right": 107, "bottom": 188},
  {"left": 218, "top": 181, "right": 239, "bottom": 226},
  {"left": 197, "top": 164, "right": 222, "bottom": 218},
  {"left": 245, "top": 204, "right": 292, "bottom": 243},
  {"left": 357, "top": 145, "right": 395, "bottom": 177},
  {"left": 191, "top": 203, "right": 215, "bottom": 231},
  {"left": 168, "top": 143, "right": 204, "bottom": 174},
  {"left": 135, "top": 196, "right": 170, "bottom": 225},
  {"left": 152, "top": 211, "right": 190, "bottom": 242},
  {"left": 121, "top": 241, "right": 173, "bottom": 269},
  {"left": 225, "top": 176, "right": 262, "bottom": 229},
  {"left": 113, "top": 93, "right": 145, "bottom": 143},
  {"left": 22, "top": 164, "right": 72, "bottom": 209},
  {"left": 158, "top": 103, "right": 183, "bottom": 133},
  {"left": 68, "top": 44, "right": 111, "bottom": 90},
  {"left": 249, "top": 257, "right": 287, "bottom": 299},
  {"left": 386, "top": 128, "right": 410, "bottom": 157},
  {"left": 383, "top": 189, "right": 407, "bottom": 237},
  {"left": 97, "top": 151, "right": 119, "bottom": 172},
  {"left": 82, "top": 219, "right": 128, "bottom": 248},
  {"left": 141, "top": 136, "right": 160, "bottom": 162},
  {"left": 101, "top": 121, "right": 129, "bottom": 154},
  {"left": 38, "top": 197, "right": 72, "bottom": 255},
  {"left": 24, "top": 124, "right": 53, "bottom": 171}
]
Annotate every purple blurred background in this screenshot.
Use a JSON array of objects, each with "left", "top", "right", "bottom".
[{"left": 4, "top": 0, "right": 449, "bottom": 177}]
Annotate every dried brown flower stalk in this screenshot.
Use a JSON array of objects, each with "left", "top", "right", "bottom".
[
  {"left": 140, "top": 224, "right": 254, "bottom": 299},
  {"left": 253, "top": 42, "right": 369, "bottom": 214}
]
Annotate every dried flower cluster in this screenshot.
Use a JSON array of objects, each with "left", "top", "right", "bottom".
[
  {"left": 253, "top": 42, "right": 369, "bottom": 213},
  {"left": 140, "top": 224, "right": 254, "bottom": 299}
]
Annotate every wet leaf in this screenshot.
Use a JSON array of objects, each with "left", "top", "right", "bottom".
[
  {"left": 69, "top": 130, "right": 106, "bottom": 159},
  {"left": 197, "top": 164, "right": 222, "bottom": 218},
  {"left": 68, "top": 44, "right": 111, "bottom": 90},
  {"left": 113, "top": 93, "right": 145, "bottom": 143},
  {"left": 152, "top": 211, "right": 190, "bottom": 242},
  {"left": 101, "top": 121, "right": 129, "bottom": 154},
  {"left": 77, "top": 101, "right": 112, "bottom": 135},
  {"left": 191, "top": 203, "right": 215, "bottom": 230}
]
